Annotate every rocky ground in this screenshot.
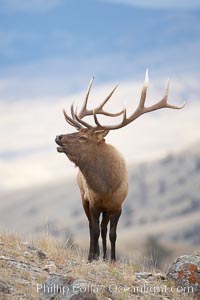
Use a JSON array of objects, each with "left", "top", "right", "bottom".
[{"left": 0, "top": 231, "right": 199, "bottom": 300}]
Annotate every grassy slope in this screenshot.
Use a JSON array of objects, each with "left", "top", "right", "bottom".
[{"left": 0, "top": 231, "right": 194, "bottom": 300}]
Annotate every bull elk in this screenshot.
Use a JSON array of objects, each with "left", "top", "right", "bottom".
[{"left": 55, "top": 70, "right": 184, "bottom": 261}]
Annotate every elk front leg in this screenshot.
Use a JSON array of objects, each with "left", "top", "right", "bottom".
[
  {"left": 81, "top": 199, "right": 94, "bottom": 261},
  {"left": 109, "top": 209, "right": 122, "bottom": 261},
  {"left": 101, "top": 212, "right": 111, "bottom": 260},
  {"left": 90, "top": 207, "right": 101, "bottom": 260}
]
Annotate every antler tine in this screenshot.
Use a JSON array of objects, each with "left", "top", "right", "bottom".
[
  {"left": 94, "top": 84, "right": 124, "bottom": 117},
  {"left": 74, "top": 111, "right": 93, "bottom": 129},
  {"left": 94, "top": 108, "right": 127, "bottom": 130},
  {"left": 79, "top": 77, "right": 94, "bottom": 119},
  {"left": 78, "top": 81, "right": 123, "bottom": 118},
  {"left": 71, "top": 101, "right": 77, "bottom": 120},
  {"left": 165, "top": 80, "right": 186, "bottom": 109},
  {"left": 71, "top": 97, "right": 94, "bottom": 130},
  {"left": 63, "top": 109, "right": 83, "bottom": 130},
  {"left": 93, "top": 70, "right": 148, "bottom": 130},
  {"left": 144, "top": 79, "right": 185, "bottom": 112},
  {"left": 66, "top": 79, "right": 124, "bottom": 131},
  {"left": 99, "top": 84, "right": 119, "bottom": 107},
  {"left": 138, "top": 69, "right": 149, "bottom": 109}
]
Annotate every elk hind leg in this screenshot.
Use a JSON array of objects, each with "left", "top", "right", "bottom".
[
  {"left": 101, "top": 212, "right": 110, "bottom": 260},
  {"left": 109, "top": 209, "right": 122, "bottom": 261}
]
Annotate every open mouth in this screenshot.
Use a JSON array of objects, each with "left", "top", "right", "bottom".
[
  {"left": 55, "top": 137, "right": 65, "bottom": 152},
  {"left": 56, "top": 146, "right": 64, "bottom": 152}
]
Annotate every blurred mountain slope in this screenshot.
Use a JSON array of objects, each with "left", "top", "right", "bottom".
[{"left": 0, "top": 141, "right": 200, "bottom": 246}]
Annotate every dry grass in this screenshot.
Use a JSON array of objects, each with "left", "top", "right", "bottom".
[{"left": 0, "top": 230, "right": 195, "bottom": 300}]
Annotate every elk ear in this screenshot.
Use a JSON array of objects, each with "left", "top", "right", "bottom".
[{"left": 95, "top": 130, "right": 109, "bottom": 144}]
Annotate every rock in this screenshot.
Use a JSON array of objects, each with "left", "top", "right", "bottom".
[
  {"left": 43, "top": 261, "right": 57, "bottom": 273},
  {"left": 68, "top": 279, "right": 97, "bottom": 300},
  {"left": 154, "top": 273, "right": 166, "bottom": 280},
  {"left": 24, "top": 251, "right": 32, "bottom": 258},
  {"left": 0, "top": 255, "right": 42, "bottom": 273},
  {"left": 37, "top": 249, "right": 47, "bottom": 259},
  {"left": 135, "top": 272, "right": 152, "bottom": 279},
  {"left": 26, "top": 245, "right": 47, "bottom": 259},
  {"left": 39, "top": 275, "right": 74, "bottom": 299},
  {"left": 167, "top": 255, "right": 200, "bottom": 296},
  {"left": 102, "top": 286, "right": 114, "bottom": 299},
  {"left": 39, "top": 276, "right": 97, "bottom": 300},
  {"left": 69, "top": 291, "right": 97, "bottom": 300},
  {"left": 27, "top": 244, "right": 38, "bottom": 251},
  {"left": 27, "top": 245, "right": 47, "bottom": 259},
  {"left": 0, "top": 279, "right": 12, "bottom": 294}
]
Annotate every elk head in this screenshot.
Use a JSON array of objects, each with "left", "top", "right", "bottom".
[{"left": 55, "top": 70, "right": 185, "bottom": 164}]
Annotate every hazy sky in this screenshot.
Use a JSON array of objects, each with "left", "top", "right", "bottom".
[
  {"left": 0, "top": 0, "right": 199, "bottom": 190},
  {"left": 100, "top": 0, "right": 200, "bottom": 10},
  {"left": 0, "top": 0, "right": 199, "bottom": 100}
]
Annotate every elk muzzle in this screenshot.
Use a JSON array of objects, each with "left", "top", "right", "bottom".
[{"left": 55, "top": 135, "right": 65, "bottom": 153}]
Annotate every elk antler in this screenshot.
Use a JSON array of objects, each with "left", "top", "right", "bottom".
[
  {"left": 63, "top": 70, "right": 185, "bottom": 132},
  {"left": 93, "top": 70, "right": 185, "bottom": 130},
  {"left": 63, "top": 77, "right": 123, "bottom": 131}
]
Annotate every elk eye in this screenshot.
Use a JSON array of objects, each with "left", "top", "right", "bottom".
[{"left": 79, "top": 136, "right": 87, "bottom": 142}]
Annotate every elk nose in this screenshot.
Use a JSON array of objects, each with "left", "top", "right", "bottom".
[
  {"left": 56, "top": 135, "right": 62, "bottom": 140},
  {"left": 55, "top": 135, "right": 63, "bottom": 144}
]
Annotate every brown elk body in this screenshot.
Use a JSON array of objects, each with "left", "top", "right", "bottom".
[
  {"left": 55, "top": 71, "right": 184, "bottom": 261},
  {"left": 56, "top": 129, "right": 128, "bottom": 260}
]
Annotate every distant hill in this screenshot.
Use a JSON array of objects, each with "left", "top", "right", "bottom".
[
  {"left": 122, "top": 141, "right": 200, "bottom": 246},
  {"left": 1, "top": 142, "right": 200, "bottom": 250}
]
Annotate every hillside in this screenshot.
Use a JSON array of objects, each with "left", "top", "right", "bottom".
[
  {"left": 1, "top": 142, "right": 200, "bottom": 246},
  {"left": 122, "top": 141, "right": 200, "bottom": 245},
  {"left": 0, "top": 232, "right": 196, "bottom": 300}
]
